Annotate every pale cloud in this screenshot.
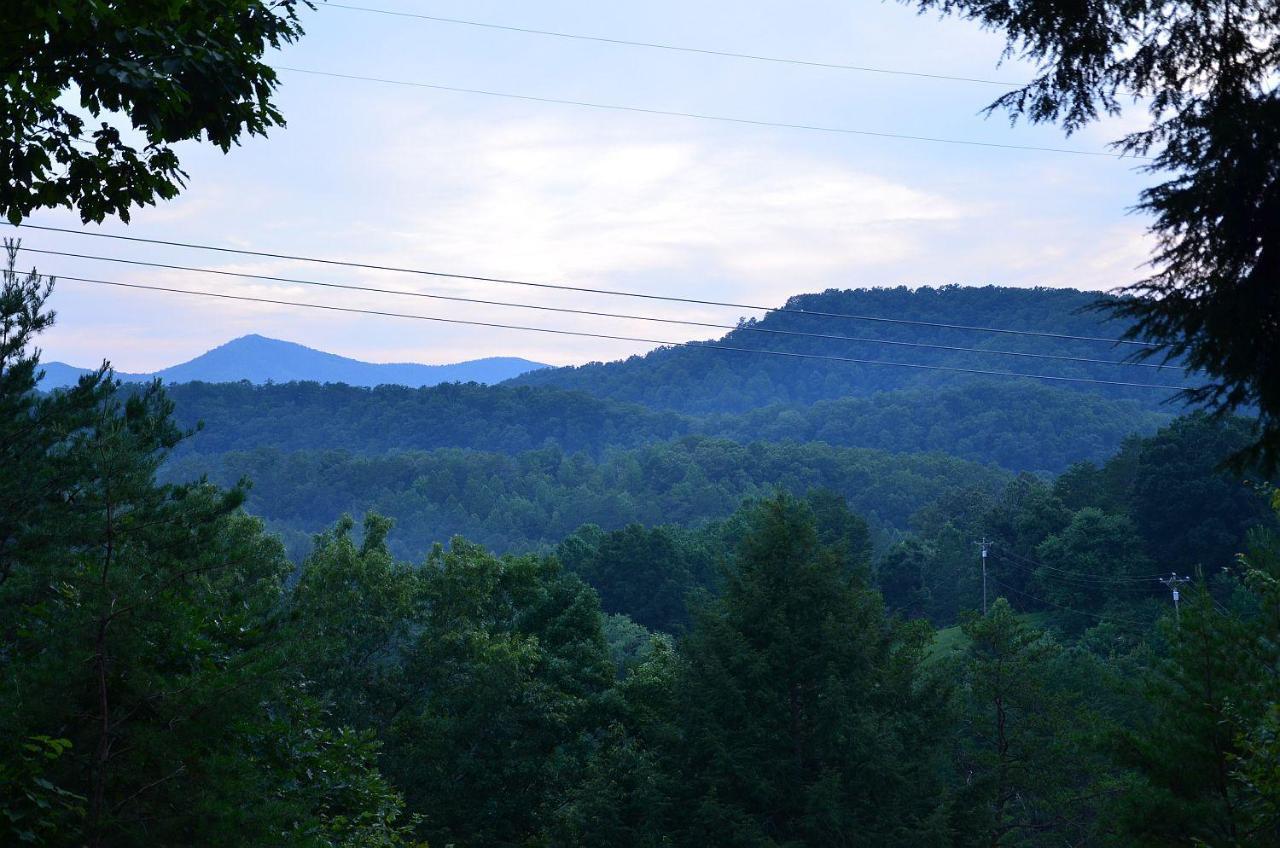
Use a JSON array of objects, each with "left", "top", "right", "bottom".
[{"left": 371, "top": 115, "right": 967, "bottom": 302}]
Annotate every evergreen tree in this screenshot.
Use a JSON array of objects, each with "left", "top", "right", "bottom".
[
  {"left": 949, "top": 599, "right": 1111, "bottom": 846},
  {"left": 674, "top": 493, "right": 948, "bottom": 846},
  {"left": 0, "top": 256, "right": 415, "bottom": 846},
  {"left": 0, "top": 242, "right": 112, "bottom": 591},
  {"left": 1223, "top": 492, "right": 1280, "bottom": 844},
  {"left": 1113, "top": 585, "right": 1265, "bottom": 845},
  {"left": 899, "top": 0, "right": 1280, "bottom": 469}
]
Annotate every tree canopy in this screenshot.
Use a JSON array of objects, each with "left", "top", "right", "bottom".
[
  {"left": 0, "top": 0, "right": 306, "bottom": 223},
  {"left": 5, "top": 251, "right": 1280, "bottom": 843},
  {"left": 901, "top": 0, "right": 1280, "bottom": 468}
]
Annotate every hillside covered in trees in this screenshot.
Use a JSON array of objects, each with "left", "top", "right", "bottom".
[
  {"left": 510, "top": 285, "right": 1188, "bottom": 413},
  {"left": 8, "top": 0, "right": 1280, "bottom": 841},
  {"left": 7, "top": 269, "right": 1279, "bottom": 847},
  {"left": 166, "top": 436, "right": 1010, "bottom": 559},
  {"left": 162, "top": 378, "right": 1171, "bottom": 474}
]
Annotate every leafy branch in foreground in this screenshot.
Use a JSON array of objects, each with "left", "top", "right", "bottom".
[{"left": 1, "top": 0, "right": 308, "bottom": 223}]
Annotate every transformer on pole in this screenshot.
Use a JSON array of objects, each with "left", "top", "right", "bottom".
[{"left": 1159, "top": 573, "right": 1191, "bottom": 625}]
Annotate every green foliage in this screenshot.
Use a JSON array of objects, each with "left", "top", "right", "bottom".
[
  {"left": 708, "top": 382, "right": 1171, "bottom": 474},
  {"left": 1112, "top": 585, "right": 1267, "bottom": 845},
  {"left": 290, "top": 520, "right": 616, "bottom": 845},
  {"left": 0, "top": 0, "right": 306, "bottom": 223},
  {"left": 0, "top": 242, "right": 114, "bottom": 589},
  {"left": 1234, "top": 702, "right": 1280, "bottom": 842},
  {"left": 163, "top": 379, "right": 688, "bottom": 459},
  {"left": 557, "top": 522, "right": 717, "bottom": 632},
  {"left": 259, "top": 724, "right": 422, "bottom": 848},
  {"left": 288, "top": 514, "right": 424, "bottom": 731},
  {"left": 1033, "top": 508, "right": 1152, "bottom": 621},
  {"left": 157, "top": 376, "right": 1172, "bottom": 473},
  {"left": 805, "top": 486, "right": 873, "bottom": 574},
  {"left": 882, "top": 417, "right": 1275, "bottom": 633},
  {"left": 0, "top": 258, "right": 415, "bottom": 847},
  {"left": 512, "top": 286, "right": 1181, "bottom": 414},
  {"left": 672, "top": 494, "right": 949, "bottom": 846},
  {"left": 548, "top": 723, "right": 674, "bottom": 848},
  {"left": 601, "top": 613, "right": 671, "bottom": 675},
  {"left": 1104, "top": 489, "right": 1280, "bottom": 844},
  {"left": 1129, "top": 413, "right": 1273, "bottom": 571},
  {"left": 1226, "top": 499, "right": 1280, "bottom": 843},
  {"left": 948, "top": 600, "right": 1112, "bottom": 846},
  {"left": 169, "top": 437, "right": 1010, "bottom": 559},
  {"left": 900, "top": 0, "right": 1280, "bottom": 469},
  {"left": 395, "top": 539, "right": 614, "bottom": 845},
  {"left": 0, "top": 737, "right": 84, "bottom": 846},
  {"left": 556, "top": 489, "right": 869, "bottom": 634}
]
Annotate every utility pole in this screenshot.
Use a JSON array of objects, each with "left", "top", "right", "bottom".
[
  {"left": 1159, "top": 573, "right": 1191, "bottom": 625},
  {"left": 975, "top": 538, "right": 990, "bottom": 615}
]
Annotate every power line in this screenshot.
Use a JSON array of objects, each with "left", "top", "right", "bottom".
[
  {"left": 996, "top": 547, "right": 1169, "bottom": 583},
  {"left": 323, "top": 2, "right": 1021, "bottom": 87},
  {"left": 11, "top": 224, "right": 1161, "bottom": 348},
  {"left": 992, "top": 549, "right": 1156, "bottom": 584},
  {"left": 1159, "top": 573, "right": 1191, "bottom": 625},
  {"left": 16, "top": 246, "right": 1179, "bottom": 371},
  {"left": 978, "top": 537, "right": 989, "bottom": 614},
  {"left": 46, "top": 272, "right": 1189, "bottom": 390},
  {"left": 989, "top": 550, "right": 1160, "bottom": 591},
  {"left": 270, "top": 65, "right": 1148, "bottom": 160},
  {"left": 986, "top": 575, "right": 1150, "bottom": 628}
]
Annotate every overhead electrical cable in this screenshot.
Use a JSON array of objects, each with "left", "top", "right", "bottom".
[
  {"left": 996, "top": 547, "right": 1170, "bottom": 582},
  {"left": 17, "top": 246, "right": 1178, "bottom": 371},
  {"left": 322, "top": 2, "right": 1021, "bottom": 87},
  {"left": 989, "top": 550, "right": 1161, "bottom": 590},
  {"left": 45, "top": 272, "right": 1189, "bottom": 390},
  {"left": 268, "top": 65, "right": 1147, "bottom": 160},
  {"left": 986, "top": 576, "right": 1150, "bottom": 627},
  {"left": 12, "top": 224, "right": 1161, "bottom": 348},
  {"left": 990, "top": 552, "right": 1150, "bottom": 588}
]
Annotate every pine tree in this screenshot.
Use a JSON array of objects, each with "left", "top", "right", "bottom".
[
  {"left": 1218, "top": 493, "right": 1280, "bottom": 844},
  {"left": 0, "top": 253, "right": 417, "bottom": 846},
  {"left": 1113, "top": 584, "right": 1265, "bottom": 845},
  {"left": 949, "top": 599, "right": 1111, "bottom": 847},
  {"left": 674, "top": 493, "right": 948, "bottom": 847}
]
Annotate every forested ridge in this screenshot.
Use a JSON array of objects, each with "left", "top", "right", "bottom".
[
  {"left": 161, "top": 378, "right": 1171, "bottom": 473},
  {"left": 8, "top": 0, "right": 1280, "bottom": 841},
  {"left": 6, "top": 262, "right": 1280, "bottom": 847},
  {"left": 509, "top": 285, "right": 1186, "bottom": 412},
  {"left": 165, "top": 436, "right": 1011, "bottom": 560}
]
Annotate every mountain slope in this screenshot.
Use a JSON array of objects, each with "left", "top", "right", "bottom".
[
  {"left": 39, "top": 334, "right": 547, "bottom": 389},
  {"left": 508, "top": 285, "right": 1188, "bottom": 414},
  {"left": 164, "top": 436, "right": 1013, "bottom": 558},
  {"left": 159, "top": 378, "right": 1171, "bottom": 473}
]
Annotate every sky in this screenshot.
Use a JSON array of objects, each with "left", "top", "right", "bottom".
[{"left": 17, "top": 0, "right": 1160, "bottom": 372}]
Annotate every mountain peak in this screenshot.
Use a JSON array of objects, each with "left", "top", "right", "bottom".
[{"left": 39, "top": 336, "right": 548, "bottom": 390}]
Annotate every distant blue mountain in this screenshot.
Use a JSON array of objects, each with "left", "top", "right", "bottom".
[{"left": 39, "top": 334, "right": 548, "bottom": 389}]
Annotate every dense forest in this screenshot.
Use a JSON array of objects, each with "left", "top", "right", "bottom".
[
  {"left": 161, "top": 378, "right": 1170, "bottom": 473},
  {"left": 7, "top": 0, "right": 1279, "bottom": 841},
  {"left": 510, "top": 286, "right": 1189, "bottom": 412},
  {"left": 165, "top": 436, "right": 1010, "bottom": 560},
  {"left": 6, "top": 255, "right": 1280, "bottom": 846}
]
